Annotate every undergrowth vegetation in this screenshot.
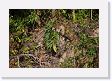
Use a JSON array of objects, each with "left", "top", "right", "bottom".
[
  {"left": 44, "top": 20, "right": 59, "bottom": 53},
  {"left": 9, "top": 9, "right": 99, "bottom": 68}
]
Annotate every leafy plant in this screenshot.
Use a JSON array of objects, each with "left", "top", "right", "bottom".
[
  {"left": 44, "top": 20, "right": 59, "bottom": 52},
  {"left": 9, "top": 10, "right": 38, "bottom": 57},
  {"left": 86, "top": 47, "right": 97, "bottom": 56}
]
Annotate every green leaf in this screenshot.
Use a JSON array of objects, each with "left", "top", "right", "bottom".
[
  {"left": 53, "top": 42, "right": 57, "bottom": 52},
  {"left": 18, "top": 38, "right": 21, "bottom": 43}
]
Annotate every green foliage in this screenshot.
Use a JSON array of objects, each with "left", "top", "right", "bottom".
[
  {"left": 9, "top": 10, "right": 38, "bottom": 39},
  {"left": 10, "top": 10, "right": 38, "bottom": 32},
  {"left": 44, "top": 20, "right": 59, "bottom": 52},
  {"left": 75, "top": 10, "right": 90, "bottom": 21},
  {"left": 86, "top": 47, "right": 97, "bottom": 56},
  {"left": 9, "top": 10, "right": 38, "bottom": 56},
  {"left": 74, "top": 10, "right": 90, "bottom": 28},
  {"left": 86, "top": 37, "right": 98, "bottom": 56},
  {"left": 21, "top": 47, "right": 30, "bottom": 54},
  {"left": 9, "top": 50, "right": 18, "bottom": 56},
  {"left": 78, "top": 32, "right": 98, "bottom": 56}
]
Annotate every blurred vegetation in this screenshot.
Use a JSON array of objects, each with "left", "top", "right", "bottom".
[
  {"left": 44, "top": 20, "right": 59, "bottom": 53},
  {"left": 9, "top": 9, "right": 99, "bottom": 68}
]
